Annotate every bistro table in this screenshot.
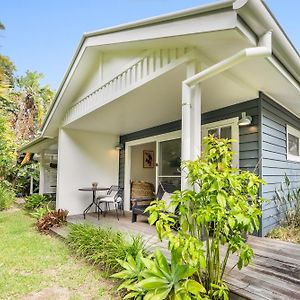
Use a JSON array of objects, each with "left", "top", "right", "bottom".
[{"left": 79, "top": 187, "right": 109, "bottom": 220}]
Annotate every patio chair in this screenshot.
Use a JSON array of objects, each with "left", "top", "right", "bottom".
[
  {"left": 131, "top": 182, "right": 176, "bottom": 223},
  {"left": 97, "top": 186, "right": 124, "bottom": 220}
]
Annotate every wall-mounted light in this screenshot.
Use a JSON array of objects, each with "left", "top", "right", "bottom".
[
  {"left": 115, "top": 143, "right": 124, "bottom": 150},
  {"left": 238, "top": 112, "right": 252, "bottom": 126}
]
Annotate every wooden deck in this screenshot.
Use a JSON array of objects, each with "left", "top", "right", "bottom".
[{"left": 65, "top": 213, "right": 300, "bottom": 300}]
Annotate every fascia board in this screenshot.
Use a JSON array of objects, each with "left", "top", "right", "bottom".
[
  {"left": 234, "top": 0, "right": 300, "bottom": 84},
  {"left": 19, "top": 136, "right": 48, "bottom": 153},
  {"left": 85, "top": 10, "right": 237, "bottom": 48},
  {"left": 85, "top": 0, "right": 235, "bottom": 38},
  {"left": 41, "top": 5, "right": 238, "bottom": 136}
]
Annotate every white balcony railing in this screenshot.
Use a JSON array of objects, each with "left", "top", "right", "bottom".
[{"left": 63, "top": 47, "right": 195, "bottom": 125}]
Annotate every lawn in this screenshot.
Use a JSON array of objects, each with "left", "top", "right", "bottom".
[{"left": 0, "top": 208, "right": 119, "bottom": 300}]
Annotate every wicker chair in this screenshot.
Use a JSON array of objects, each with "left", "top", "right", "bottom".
[{"left": 131, "top": 182, "right": 176, "bottom": 223}]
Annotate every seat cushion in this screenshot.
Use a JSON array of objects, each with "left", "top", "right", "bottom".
[
  {"left": 98, "top": 196, "right": 115, "bottom": 203},
  {"left": 132, "top": 205, "right": 150, "bottom": 216}
]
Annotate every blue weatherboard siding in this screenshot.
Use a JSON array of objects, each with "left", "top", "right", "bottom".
[
  {"left": 119, "top": 95, "right": 300, "bottom": 236},
  {"left": 119, "top": 98, "right": 260, "bottom": 190},
  {"left": 260, "top": 93, "right": 300, "bottom": 236}
]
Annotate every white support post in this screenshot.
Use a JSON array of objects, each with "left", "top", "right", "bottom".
[
  {"left": 30, "top": 176, "right": 34, "bottom": 195},
  {"left": 181, "top": 61, "right": 202, "bottom": 190},
  {"left": 39, "top": 153, "right": 45, "bottom": 195}
]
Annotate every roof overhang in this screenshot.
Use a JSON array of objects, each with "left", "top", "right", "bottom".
[
  {"left": 40, "top": 0, "right": 299, "bottom": 138},
  {"left": 20, "top": 136, "right": 57, "bottom": 154}
]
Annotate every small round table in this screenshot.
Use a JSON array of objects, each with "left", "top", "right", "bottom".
[{"left": 79, "top": 187, "right": 109, "bottom": 220}]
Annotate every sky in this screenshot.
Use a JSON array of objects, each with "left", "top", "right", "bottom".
[{"left": 1, "top": 0, "right": 299, "bottom": 90}]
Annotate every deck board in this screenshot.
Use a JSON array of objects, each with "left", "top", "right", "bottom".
[{"left": 66, "top": 213, "right": 300, "bottom": 300}]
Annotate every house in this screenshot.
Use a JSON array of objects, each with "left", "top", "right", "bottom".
[{"left": 21, "top": 0, "right": 300, "bottom": 237}]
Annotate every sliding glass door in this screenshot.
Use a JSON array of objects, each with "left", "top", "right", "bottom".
[{"left": 157, "top": 138, "right": 181, "bottom": 190}]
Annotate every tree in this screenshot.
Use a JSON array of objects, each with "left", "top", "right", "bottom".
[
  {"left": 0, "top": 113, "right": 16, "bottom": 179},
  {"left": 10, "top": 71, "right": 54, "bottom": 144},
  {"left": 0, "top": 21, "right": 55, "bottom": 195},
  {"left": 0, "top": 55, "right": 17, "bottom": 113}
]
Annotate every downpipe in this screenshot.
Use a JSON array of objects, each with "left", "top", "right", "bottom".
[{"left": 181, "top": 30, "right": 273, "bottom": 182}]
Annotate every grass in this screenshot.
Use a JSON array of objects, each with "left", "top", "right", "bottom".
[
  {"left": 0, "top": 208, "right": 119, "bottom": 299},
  {"left": 0, "top": 184, "right": 15, "bottom": 211},
  {"left": 266, "top": 226, "right": 300, "bottom": 244}
]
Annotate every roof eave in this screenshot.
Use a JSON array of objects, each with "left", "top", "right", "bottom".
[{"left": 41, "top": 0, "right": 300, "bottom": 137}]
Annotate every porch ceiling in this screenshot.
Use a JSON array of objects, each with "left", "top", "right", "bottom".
[
  {"left": 64, "top": 48, "right": 300, "bottom": 135},
  {"left": 20, "top": 137, "right": 58, "bottom": 154},
  {"left": 64, "top": 62, "right": 259, "bottom": 135}
]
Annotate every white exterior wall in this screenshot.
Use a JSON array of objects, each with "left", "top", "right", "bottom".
[
  {"left": 56, "top": 128, "right": 119, "bottom": 215},
  {"left": 101, "top": 50, "right": 144, "bottom": 83},
  {"left": 74, "top": 50, "right": 144, "bottom": 104}
]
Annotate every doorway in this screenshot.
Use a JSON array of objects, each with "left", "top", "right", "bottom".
[
  {"left": 130, "top": 142, "right": 156, "bottom": 186},
  {"left": 124, "top": 131, "right": 181, "bottom": 211}
]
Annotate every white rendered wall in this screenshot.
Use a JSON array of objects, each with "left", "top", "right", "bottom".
[
  {"left": 102, "top": 50, "right": 144, "bottom": 83},
  {"left": 56, "top": 128, "right": 119, "bottom": 215},
  {"left": 39, "top": 155, "right": 57, "bottom": 195},
  {"left": 130, "top": 142, "right": 156, "bottom": 185},
  {"left": 74, "top": 50, "right": 144, "bottom": 104}
]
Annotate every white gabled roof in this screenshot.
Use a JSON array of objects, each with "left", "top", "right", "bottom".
[{"left": 38, "top": 0, "right": 299, "bottom": 138}]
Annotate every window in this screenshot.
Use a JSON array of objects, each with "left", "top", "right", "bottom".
[
  {"left": 202, "top": 118, "right": 239, "bottom": 168},
  {"left": 158, "top": 138, "right": 181, "bottom": 190},
  {"left": 287, "top": 125, "right": 300, "bottom": 162}
]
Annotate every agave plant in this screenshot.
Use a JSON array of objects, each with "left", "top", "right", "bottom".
[{"left": 113, "top": 249, "right": 207, "bottom": 300}]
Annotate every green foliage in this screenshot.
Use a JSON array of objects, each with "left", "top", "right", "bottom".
[
  {"left": 68, "top": 223, "right": 147, "bottom": 275},
  {"left": 274, "top": 174, "right": 300, "bottom": 228},
  {"left": 0, "top": 112, "right": 17, "bottom": 178},
  {"left": 0, "top": 183, "right": 15, "bottom": 210},
  {"left": 12, "top": 162, "right": 39, "bottom": 195},
  {"left": 0, "top": 24, "right": 55, "bottom": 197},
  {"left": 113, "top": 249, "right": 208, "bottom": 300},
  {"left": 14, "top": 70, "right": 54, "bottom": 138},
  {"left": 116, "top": 136, "right": 264, "bottom": 299},
  {"left": 24, "top": 193, "right": 48, "bottom": 211},
  {"left": 30, "top": 201, "right": 53, "bottom": 219}
]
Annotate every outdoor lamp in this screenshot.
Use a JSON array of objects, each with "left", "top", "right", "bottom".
[
  {"left": 238, "top": 112, "right": 252, "bottom": 126},
  {"left": 115, "top": 143, "right": 124, "bottom": 150}
]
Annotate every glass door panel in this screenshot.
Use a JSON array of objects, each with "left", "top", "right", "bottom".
[{"left": 157, "top": 138, "right": 181, "bottom": 190}]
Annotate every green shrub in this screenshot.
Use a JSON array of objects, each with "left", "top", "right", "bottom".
[
  {"left": 115, "top": 136, "right": 265, "bottom": 299},
  {"left": 68, "top": 223, "right": 147, "bottom": 275},
  {"left": 0, "top": 183, "right": 15, "bottom": 210},
  {"left": 24, "top": 193, "right": 48, "bottom": 211},
  {"left": 113, "top": 249, "right": 208, "bottom": 300},
  {"left": 274, "top": 175, "right": 300, "bottom": 228},
  {"left": 30, "top": 202, "right": 53, "bottom": 219}
]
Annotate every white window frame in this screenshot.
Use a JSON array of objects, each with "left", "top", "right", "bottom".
[
  {"left": 123, "top": 130, "right": 181, "bottom": 211},
  {"left": 202, "top": 117, "right": 239, "bottom": 168},
  {"left": 286, "top": 125, "right": 300, "bottom": 162}
]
